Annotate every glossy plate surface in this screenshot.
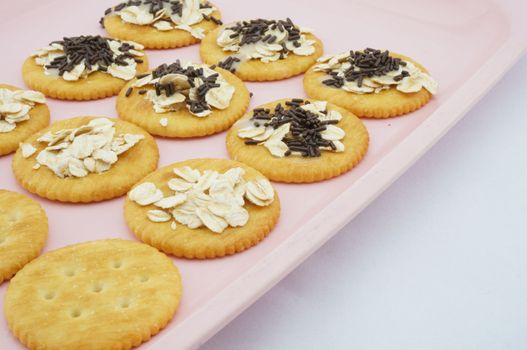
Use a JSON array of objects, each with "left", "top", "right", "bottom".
[{"left": 1, "top": 0, "right": 526, "bottom": 349}]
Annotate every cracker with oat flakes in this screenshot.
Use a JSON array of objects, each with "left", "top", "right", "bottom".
[
  {"left": 116, "top": 61, "right": 250, "bottom": 138},
  {"left": 22, "top": 35, "right": 149, "bottom": 101},
  {"left": 304, "top": 49, "right": 438, "bottom": 118},
  {"left": 200, "top": 18, "right": 324, "bottom": 81},
  {"left": 12, "top": 116, "right": 159, "bottom": 203},
  {"left": 124, "top": 158, "right": 280, "bottom": 259},
  {"left": 227, "top": 98, "right": 369, "bottom": 183},
  {"left": 102, "top": 0, "right": 223, "bottom": 49},
  {"left": 0, "top": 84, "right": 49, "bottom": 156},
  {"left": 0, "top": 190, "right": 48, "bottom": 284},
  {"left": 4, "top": 239, "right": 182, "bottom": 350}
]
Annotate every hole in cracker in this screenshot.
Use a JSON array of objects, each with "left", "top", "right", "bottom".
[
  {"left": 112, "top": 260, "right": 123, "bottom": 269},
  {"left": 119, "top": 299, "right": 131, "bottom": 309},
  {"left": 64, "top": 268, "right": 76, "bottom": 277},
  {"left": 8, "top": 212, "right": 21, "bottom": 223},
  {"left": 92, "top": 283, "right": 104, "bottom": 293},
  {"left": 70, "top": 309, "right": 82, "bottom": 318},
  {"left": 43, "top": 291, "right": 56, "bottom": 300},
  {"left": 139, "top": 275, "right": 149, "bottom": 283}
]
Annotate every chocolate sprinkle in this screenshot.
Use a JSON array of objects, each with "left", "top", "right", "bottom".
[
  {"left": 244, "top": 99, "right": 339, "bottom": 158},
  {"left": 217, "top": 56, "right": 240, "bottom": 73},
  {"left": 321, "top": 48, "right": 409, "bottom": 88},
  {"left": 44, "top": 35, "right": 137, "bottom": 77}
]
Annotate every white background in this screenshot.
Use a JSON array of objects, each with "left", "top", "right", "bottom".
[{"left": 202, "top": 56, "right": 527, "bottom": 350}]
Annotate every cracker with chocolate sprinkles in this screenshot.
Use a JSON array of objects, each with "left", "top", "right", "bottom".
[
  {"left": 0, "top": 84, "right": 50, "bottom": 156},
  {"left": 116, "top": 63, "right": 250, "bottom": 138},
  {"left": 5, "top": 239, "right": 182, "bottom": 350},
  {"left": 304, "top": 51, "right": 434, "bottom": 118},
  {"left": 12, "top": 117, "right": 159, "bottom": 203},
  {"left": 226, "top": 98, "right": 369, "bottom": 183},
  {"left": 200, "top": 19, "right": 324, "bottom": 81},
  {"left": 124, "top": 158, "right": 280, "bottom": 259},
  {"left": 102, "top": 0, "right": 223, "bottom": 49},
  {"left": 0, "top": 190, "right": 48, "bottom": 284},
  {"left": 22, "top": 36, "right": 149, "bottom": 101}
]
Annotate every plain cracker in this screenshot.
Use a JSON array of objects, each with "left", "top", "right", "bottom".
[
  {"left": 0, "top": 190, "right": 48, "bottom": 284},
  {"left": 4, "top": 239, "right": 182, "bottom": 350}
]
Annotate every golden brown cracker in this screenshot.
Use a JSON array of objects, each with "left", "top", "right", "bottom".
[
  {"left": 0, "top": 84, "right": 50, "bottom": 156},
  {"left": 22, "top": 54, "right": 149, "bottom": 101},
  {"left": 12, "top": 117, "right": 159, "bottom": 203},
  {"left": 116, "top": 67, "right": 250, "bottom": 138},
  {"left": 0, "top": 190, "right": 48, "bottom": 284},
  {"left": 103, "top": 8, "right": 222, "bottom": 49},
  {"left": 4, "top": 239, "right": 182, "bottom": 350},
  {"left": 124, "top": 158, "right": 281, "bottom": 259},
  {"left": 304, "top": 53, "right": 432, "bottom": 118},
  {"left": 200, "top": 27, "right": 324, "bottom": 81},
  {"left": 226, "top": 99, "right": 369, "bottom": 183}
]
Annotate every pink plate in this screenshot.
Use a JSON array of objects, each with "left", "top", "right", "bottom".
[{"left": 1, "top": 0, "right": 526, "bottom": 349}]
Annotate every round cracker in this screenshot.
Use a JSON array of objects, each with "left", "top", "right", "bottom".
[
  {"left": 304, "top": 53, "right": 432, "bottom": 118},
  {"left": 124, "top": 158, "right": 281, "bottom": 259},
  {"left": 0, "top": 84, "right": 50, "bottom": 156},
  {"left": 4, "top": 239, "right": 182, "bottom": 350},
  {"left": 103, "top": 7, "right": 222, "bottom": 49},
  {"left": 116, "top": 66, "right": 250, "bottom": 138},
  {"left": 0, "top": 190, "right": 48, "bottom": 284},
  {"left": 200, "top": 26, "right": 324, "bottom": 81},
  {"left": 12, "top": 116, "right": 159, "bottom": 203},
  {"left": 226, "top": 99, "right": 369, "bottom": 183},
  {"left": 22, "top": 53, "right": 149, "bottom": 101}
]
